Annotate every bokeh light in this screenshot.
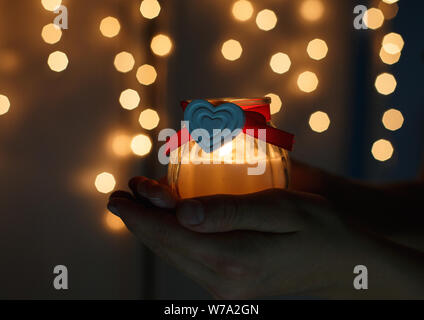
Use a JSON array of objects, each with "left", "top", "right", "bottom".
[
  {"left": 232, "top": 0, "right": 254, "bottom": 22},
  {"left": 256, "top": 9, "right": 278, "bottom": 31},
  {"left": 136, "top": 64, "right": 158, "bottom": 85},
  {"left": 0, "top": 94, "right": 11, "bottom": 116},
  {"left": 269, "top": 53, "right": 291, "bottom": 74},
  {"left": 363, "top": 8, "right": 385, "bottom": 30},
  {"left": 99, "top": 17, "right": 121, "bottom": 38},
  {"left": 265, "top": 93, "right": 282, "bottom": 115},
  {"left": 139, "top": 109, "right": 160, "bottom": 130},
  {"left": 382, "top": 108, "right": 404, "bottom": 131},
  {"left": 119, "top": 89, "right": 140, "bottom": 110},
  {"left": 139, "top": 0, "right": 161, "bottom": 19},
  {"left": 307, "top": 39, "right": 328, "bottom": 61},
  {"left": 41, "top": 23, "right": 62, "bottom": 44},
  {"left": 111, "top": 134, "right": 132, "bottom": 157},
  {"left": 371, "top": 139, "right": 394, "bottom": 162},
  {"left": 375, "top": 73, "right": 397, "bottom": 95},
  {"left": 378, "top": 1, "right": 399, "bottom": 20},
  {"left": 297, "top": 71, "right": 319, "bottom": 93},
  {"left": 114, "top": 52, "right": 135, "bottom": 73},
  {"left": 382, "top": 0, "right": 398, "bottom": 4},
  {"left": 379, "top": 47, "right": 401, "bottom": 65},
  {"left": 41, "top": 0, "right": 61, "bottom": 11},
  {"left": 131, "top": 134, "right": 152, "bottom": 156},
  {"left": 150, "top": 34, "right": 173, "bottom": 57},
  {"left": 0, "top": 50, "right": 20, "bottom": 73},
  {"left": 309, "top": 111, "right": 330, "bottom": 133},
  {"left": 95, "top": 172, "right": 116, "bottom": 194},
  {"left": 221, "top": 39, "right": 243, "bottom": 61},
  {"left": 104, "top": 211, "right": 126, "bottom": 232},
  {"left": 47, "top": 51, "right": 68, "bottom": 72},
  {"left": 300, "top": 0, "right": 324, "bottom": 22},
  {"left": 382, "top": 33, "right": 404, "bottom": 54}
]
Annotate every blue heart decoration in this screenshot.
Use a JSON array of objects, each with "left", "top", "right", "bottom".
[{"left": 184, "top": 99, "right": 246, "bottom": 153}]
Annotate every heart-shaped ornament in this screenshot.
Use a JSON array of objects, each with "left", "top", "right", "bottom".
[{"left": 184, "top": 99, "right": 246, "bottom": 153}]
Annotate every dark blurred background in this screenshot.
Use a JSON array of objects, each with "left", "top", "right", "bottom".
[{"left": 0, "top": 0, "right": 422, "bottom": 299}]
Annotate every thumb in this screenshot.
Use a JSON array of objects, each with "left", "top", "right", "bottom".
[{"left": 176, "top": 189, "right": 321, "bottom": 233}]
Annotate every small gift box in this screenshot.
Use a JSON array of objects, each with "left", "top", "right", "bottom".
[{"left": 166, "top": 97, "right": 294, "bottom": 199}]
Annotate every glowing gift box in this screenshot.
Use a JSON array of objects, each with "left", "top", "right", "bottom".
[{"left": 165, "top": 97, "right": 294, "bottom": 199}]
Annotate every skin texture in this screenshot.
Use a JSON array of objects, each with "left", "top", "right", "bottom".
[{"left": 107, "top": 161, "right": 424, "bottom": 299}]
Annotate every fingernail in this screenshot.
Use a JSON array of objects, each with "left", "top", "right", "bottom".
[
  {"left": 178, "top": 200, "right": 204, "bottom": 226},
  {"left": 107, "top": 200, "right": 120, "bottom": 217}
]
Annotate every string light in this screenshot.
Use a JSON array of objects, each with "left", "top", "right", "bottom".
[
  {"left": 114, "top": 52, "right": 135, "bottom": 73},
  {"left": 136, "top": 64, "right": 157, "bottom": 85},
  {"left": 269, "top": 53, "right": 291, "bottom": 74},
  {"left": 139, "top": 109, "right": 160, "bottom": 130},
  {"left": 309, "top": 111, "right": 330, "bottom": 133},
  {"left": 363, "top": 8, "right": 385, "bottom": 30},
  {"left": 95, "top": 172, "right": 116, "bottom": 194},
  {"left": 150, "top": 34, "right": 173, "bottom": 57},
  {"left": 139, "top": 0, "right": 161, "bottom": 19},
  {"left": 375, "top": 73, "right": 397, "bottom": 95},
  {"left": 99, "top": 17, "right": 121, "bottom": 38},
  {"left": 307, "top": 39, "right": 328, "bottom": 61},
  {"left": 41, "top": 23, "right": 62, "bottom": 44},
  {"left": 265, "top": 93, "right": 282, "bottom": 114},
  {"left": 379, "top": 47, "right": 401, "bottom": 65},
  {"left": 297, "top": 71, "right": 319, "bottom": 93},
  {"left": 0, "top": 94, "right": 11, "bottom": 116},
  {"left": 104, "top": 211, "right": 126, "bottom": 232},
  {"left": 300, "top": 0, "right": 324, "bottom": 22},
  {"left": 131, "top": 134, "right": 152, "bottom": 156},
  {"left": 382, "top": 108, "right": 404, "bottom": 131},
  {"left": 47, "top": 51, "right": 69, "bottom": 72},
  {"left": 382, "top": 0, "right": 398, "bottom": 4},
  {"left": 41, "top": 0, "right": 61, "bottom": 11},
  {"left": 382, "top": 33, "right": 404, "bottom": 54},
  {"left": 232, "top": 0, "right": 254, "bottom": 22},
  {"left": 119, "top": 89, "right": 140, "bottom": 110},
  {"left": 221, "top": 39, "right": 243, "bottom": 61},
  {"left": 256, "top": 9, "right": 277, "bottom": 31},
  {"left": 371, "top": 139, "right": 394, "bottom": 162},
  {"left": 111, "top": 133, "right": 132, "bottom": 157}
]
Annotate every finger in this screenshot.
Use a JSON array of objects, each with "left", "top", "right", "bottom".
[
  {"left": 176, "top": 189, "right": 327, "bottom": 233},
  {"left": 109, "top": 190, "right": 133, "bottom": 200},
  {"left": 129, "top": 176, "right": 178, "bottom": 209}
]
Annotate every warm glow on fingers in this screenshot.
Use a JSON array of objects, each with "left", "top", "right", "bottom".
[
  {"left": 309, "top": 111, "right": 330, "bottom": 133},
  {"left": 256, "top": 9, "right": 277, "bottom": 31},
  {"left": 375, "top": 73, "right": 397, "bottom": 95},
  {"left": 139, "top": 0, "right": 161, "bottom": 19},
  {"left": 139, "top": 109, "right": 160, "bottom": 130},
  {"left": 136, "top": 64, "right": 157, "bottom": 85},
  {"left": 41, "top": 23, "right": 62, "bottom": 44},
  {"left": 105, "top": 211, "right": 126, "bottom": 232},
  {"left": 41, "top": 0, "right": 61, "bottom": 11},
  {"left": 100, "top": 17, "right": 121, "bottom": 38},
  {"left": 297, "top": 71, "right": 319, "bottom": 93},
  {"left": 300, "top": 0, "right": 324, "bottom": 22},
  {"left": 95, "top": 172, "right": 116, "bottom": 193},
  {"left": 363, "top": 8, "right": 384, "bottom": 30},
  {"left": 119, "top": 89, "right": 140, "bottom": 110},
  {"left": 0, "top": 94, "right": 11, "bottom": 116},
  {"left": 382, "top": 109, "right": 404, "bottom": 131},
  {"left": 232, "top": 0, "right": 254, "bottom": 21},
  {"left": 221, "top": 39, "right": 243, "bottom": 61},
  {"left": 269, "top": 53, "right": 291, "bottom": 74},
  {"left": 114, "top": 52, "right": 135, "bottom": 73},
  {"left": 371, "top": 139, "right": 394, "bottom": 161},
  {"left": 150, "top": 34, "right": 173, "bottom": 57},
  {"left": 47, "top": 51, "right": 68, "bottom": 72},
  {"left": 307, "top": 39, "right": 328, "bottom": 60},
  {"left": 265, "top": 93, "right": 282, "bottom": 114},
  {"left": 131, "top": 134, "right": 152, "bottom": 156}
]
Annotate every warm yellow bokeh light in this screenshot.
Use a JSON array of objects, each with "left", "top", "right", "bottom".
[
  {"left": 382, "top": 0, "right": 398, "bottom": 4},
  {"left": 371, "top": 139, "right": 394, "bottom": 162},
  {"left": 95, "top": 172, "right": 116, "bottom": 194},
  {"left": 41, "top": 23, "right": 62, "bottom": 44},
  {"left": 131, "top": 134, "right": 152, "bottom": 156},
  {"left": 0, "top": 94, "right": 11, "bottom": 116},
  {"left": 379, "top": 47, "right": 401, "bottom": 65},
  {"left": 105, "top": 211, "right": 126, "bottom": 232},
  {"left": 378, "top": 1, "right": 399, "bottom": 20},
  {"left": 307, "top": 39, "right": 328, "bottom": 61},
  {"left": 382, "top": 109, "right": 404, "bottom": 131},
  {"left": 150, "top": 34, "right": 173, "bottom": 57},
  {"left": 111, "top": 134, "right": 132, "bottom": 157},
  {"left": 382, "top": 33, "right": 404, "bottom": 54},
  {"left": 139, "top": 109, "right": 160, "bottom": 130},
  {"left": 47, "top": 51, "right": 68, "bottom": 72},
  {"left": 41, "top": 0, "right": 61, "bottom": 11},
  {"left": 136, "top": 64, "right": 157, "bottom": 85},
  {"left": 269, "top": 53, "right": 291, "bottom": 74},
  {"left": 265, "top": 93, "right": 282, "bottom": 115},
  {"left": 300, "top": 0, "right": 324, "bottom": 22},
  {"left": 375, "top": 73, "right": 397, "bottom": 95},
  {"left": 297, "top": 71, "right": 319, "bottom": 93},
  {"left": 256, "top": 9, "right": 278, "bottom": 31},
  {"left": 364, "top": 8, "right": 385, "bottom": 30},
  {"left": 119, "top": 89, "right": 140, "bottom": 110},
  {"left": 221, "top": 39, "right": 243, "bottom": 61},
  {"left": 309, "top": 111, "right": 330, "bottom": 133},
  {"left": 100, "top": 17, "right": 121, "bottom": 38},
  {"left": 139, "top": 0, "right": 161, "bottom": 19},
  {"left": 114, "top": 52, "right": 135, "bottom": 73},
  {"left": 232, "top": 0, "right": 254, "bottom": 22}
]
